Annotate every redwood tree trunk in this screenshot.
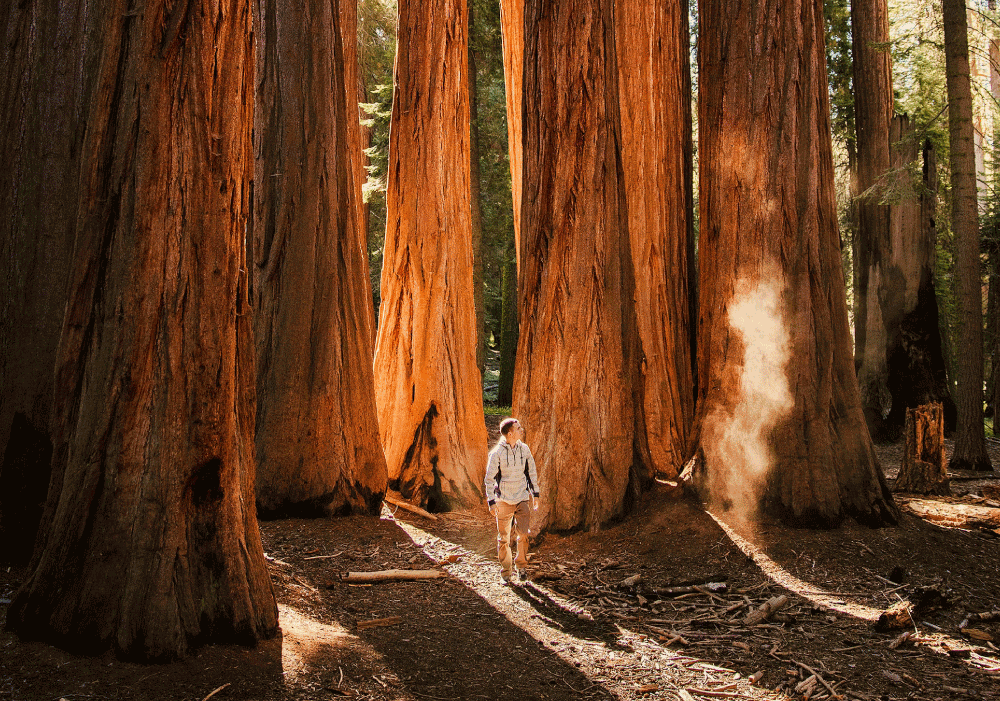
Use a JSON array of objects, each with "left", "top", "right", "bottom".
[
  {"left": 497, "top": 246, "right": 517, "bottom": 407},
  {"left": 254, "top": 0, "right": 389, "bottom": 517},
  {"left": 616, "top": 0, "right": 694, "bottom": 479},
  {"left": 944, "top": 0, "right": 993, "bottom": 471},
  {"left": 851, "top": 0, "right": 895, "bottom": 440},
  {"left": 500, "top": 0, "right": 524, "bottom": 261},
  {"left": 882, "top": 117, "right": 955, "bottom": 434},
  {"left": 696, "top": 0, "right": 898, "bottom": 526},
  {"left": 515, "top": 0, "right": 652, "bottom": 531},
  {"left": 373, "top": 0, "right": 485, "bottom": 511},
  {"left": 7, "top": 0, "right": 278, "bottom": 659},
  {"left": 0, "top": 0, "right": 84, "bottom": 562}
]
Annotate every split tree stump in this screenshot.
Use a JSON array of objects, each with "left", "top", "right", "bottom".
[{"left": 893, "top": 403, "right": 950, "bottom": 495}]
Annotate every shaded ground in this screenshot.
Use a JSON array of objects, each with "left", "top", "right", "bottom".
[{"left": 2, "top": 429, "right": 999, "bottom": 701}]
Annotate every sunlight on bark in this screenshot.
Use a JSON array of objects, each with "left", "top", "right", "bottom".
[{"left": 702, "top": 277, "right": 792, "bottom": 524}]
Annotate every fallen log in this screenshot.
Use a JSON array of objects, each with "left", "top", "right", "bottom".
[
  {"left": 744, "top": 595, "right": 789, "bottom": 625},
  {"left": 384, "top": 493, "right": 438, "bottom": 520},
  {"left": 338, "top": 569, "right": 443, "bottom": 584},
  {"left": 649, "top": 582, "right": 728, "bottom": 597}
]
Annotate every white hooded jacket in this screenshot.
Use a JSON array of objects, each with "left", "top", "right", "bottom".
[{"left": 484, "top": 439, "right": 540, "bottom": 507}]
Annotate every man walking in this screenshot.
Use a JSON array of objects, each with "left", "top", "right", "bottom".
[{"left": 485, "top": 418, "right": 540, "bottom": 583}]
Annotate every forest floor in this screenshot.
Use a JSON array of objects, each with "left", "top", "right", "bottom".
[{"left": 3, "top": 422, "right": 1000, "bottom": 701}]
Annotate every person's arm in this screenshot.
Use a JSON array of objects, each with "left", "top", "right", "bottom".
[{"left": 484, "top": 448, "right": 500, "bottom": 509}]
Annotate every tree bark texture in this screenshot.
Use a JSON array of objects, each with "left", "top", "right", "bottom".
[
  {"left": 696, "top": 0, "right": 898, "bottom": 526},
  {"left": 894, "top": 403, "right": 950, "bottom": 495},
  {"left": 254, "top": 0, "right": 388, "bottom": 517},
  {"left": 616, "top": 0, "right": 695, "bottom": 479},
  {"left": 500, "top": 0, "right": 523, "bottom": 263},
  {"left": 851, "top": 0, "right": 894, "bottom": 439},
  {"left": 0, "top": 0, "right": 85, "bottom": 562},
  {"left": 497, "top": 247, "right": 517, "bottom": 407},
  {"left": 7, "top": 0, "right": 278, "bottom": 659},
  {"left": 944, "top": 0, "right": 992, "bottom": 471},
  {"left": 373, "top": 0, "right": 485, "bottom": 511},
  {"left": 515, "top": 0, "right": 652, "bottom": 531}
]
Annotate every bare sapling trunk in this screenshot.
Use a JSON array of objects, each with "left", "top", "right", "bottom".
[
  {"left": 616, "top": 0, "right": 695, "bottom": 479},
  {"left": 7, "top": 0, "right": 278, "bottom": 660},
  {"left": 515, "top": 0, "right": 652, "bottom": 531},
  {"left": 0, "top": 0, "right": 86, "bottom": 563},
  {"left": 944, "top": 0, "right": 992, "bottom": 472},
  {"left": 373, "top": 0, "right": 486, "bottom": 511},
  {"left": 695, "top": 0, "right": 898, "bottom": 527},
  {"left": 254, "top": 0, "right": 388, "bottom": 517}
]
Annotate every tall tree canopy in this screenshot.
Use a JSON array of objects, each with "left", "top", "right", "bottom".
[
  {"left": 254, "top": 0, "right": 388, "bottom": 517},
  {"left": 7, "top": 0, "right": 278, "bottom": 660},
  {"left": 696, "top": 0, "right": 899, "bottom": 526},
  {"left": 373, "top": 0, "right": 486, "bottom": 510}
]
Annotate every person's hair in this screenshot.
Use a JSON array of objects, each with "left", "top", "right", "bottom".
[{"left": 498, "top": 418, "right": 519, "bottom": 444}]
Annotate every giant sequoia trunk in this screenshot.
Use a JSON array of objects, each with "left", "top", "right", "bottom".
[
  {"left": 7, "top": 0, "right": 278, "bottom": 660},
  {"left": 372, "top": 0, "right": 485, "bottom": 511},
  {"left": 254, "top": 0, "right": 388, "bottom": 517},
  {"left": 851, "top": 0, "right": 895, "bottom": 438},
  {"left": 944, "top": 0, "right": 993, "bottom": 471},
  {"left": 878, "top": 118, "right": 955, "bottom": 435},
  {"left": 616, "top": 0, "right": 694, "bottom": 479},
  {"left": 0, "top": 0, "right": 84, "bottom": 563},
  {"left": 696, "top": 0, "right": 898, "bottom": 527},
  {"left": 515, "top": 0, "right": 652, "bottom": 531}
]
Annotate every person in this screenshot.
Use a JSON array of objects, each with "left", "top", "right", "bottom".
[{"left": 484, "top": 417, "right": 540, "bottom": 583}]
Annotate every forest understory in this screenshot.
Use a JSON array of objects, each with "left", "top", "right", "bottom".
[{"left": 2, "top": 421, "right": 999, "bottom": 701}]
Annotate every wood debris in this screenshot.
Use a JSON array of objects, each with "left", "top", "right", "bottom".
[
  {"left": 383, "top": 493, "right": 438, "bottom": 520},
  {"left": 744, "top": 595, "right": 789, "bottom": 625},
  {"left": 357, "top": 615, "right": 403, "bottom": 630},
  {"left": 337, "top": 569, "right": 443, "bottom": 583}
]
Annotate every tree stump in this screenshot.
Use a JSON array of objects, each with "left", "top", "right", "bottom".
[{"left": 894, "top": 403, "right": 950, "bottom": 495}]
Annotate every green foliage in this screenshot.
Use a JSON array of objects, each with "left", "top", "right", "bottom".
[{"left": 358, "top": 0, "right": 396, "bottom": 318}]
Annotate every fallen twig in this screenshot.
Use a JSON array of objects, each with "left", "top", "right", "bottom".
[
  {"left": 744, "top": 595, "right": 789, "bottom": 625},
  {"left": 201, "top": 684, "right": 231, "bottom": 701}
]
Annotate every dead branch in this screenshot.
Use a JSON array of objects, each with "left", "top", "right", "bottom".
[
  {"left": 744, "top": 595, "right": 789, "bottom": 625},
  {"left": 338, "top": 569, "right": 443, "bottom": 583},
  {"left": 357, "top": 616, "right": 403, "bottom": 630},
  {"left": 201, "top": 684, "right": 231, "bottom": 701},
  {"left": 384, "top": 493, "right": 438, "bottom": 520}
]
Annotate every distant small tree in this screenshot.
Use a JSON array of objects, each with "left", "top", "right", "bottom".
[{"left": 944, "top": 0, "right": 992, "bottom": 471}]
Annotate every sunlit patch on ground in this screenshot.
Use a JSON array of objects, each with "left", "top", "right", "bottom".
[
  {"left": 710, "top": 512, "right": 1000, "bottom": 680},
  {"left": 390, "top": 512, "right": 792, "bottom": 700}
]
